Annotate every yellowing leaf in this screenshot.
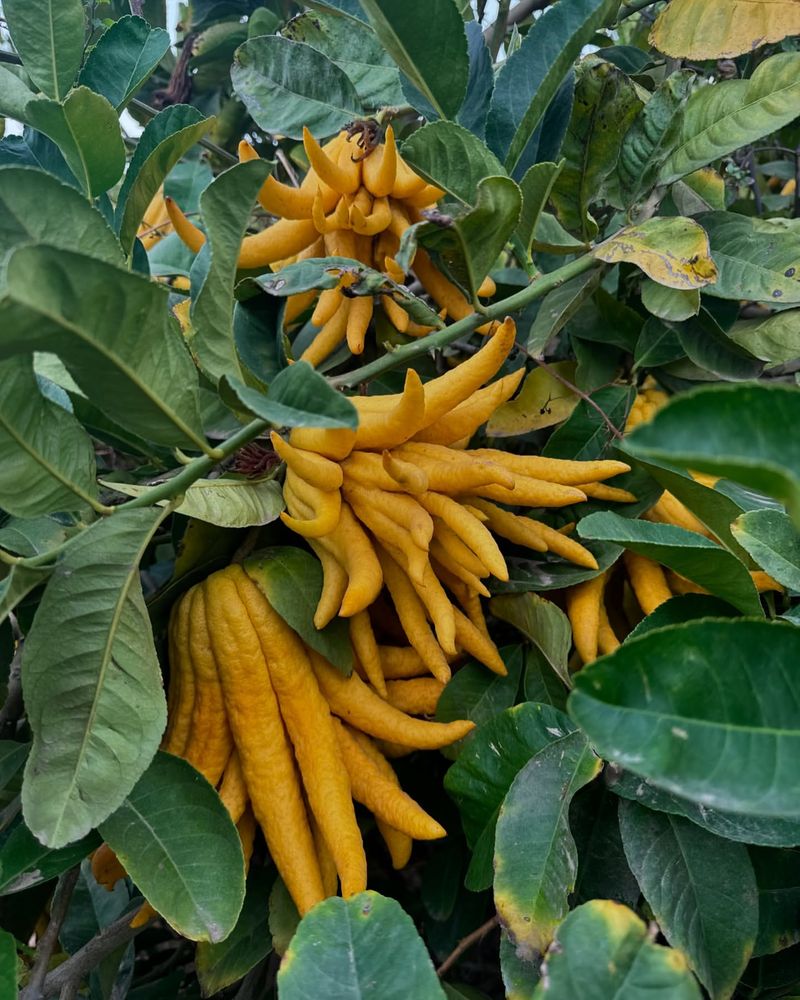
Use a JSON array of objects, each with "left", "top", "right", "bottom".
[
  {"left": 593, "top": 217, "right": 717, "bottom": 290},
  {"left": 487, "top": 362, "right": 579, "bottom": 437},
  {"left": 651, "top": 0, "right": 800, "bottom": 60}
]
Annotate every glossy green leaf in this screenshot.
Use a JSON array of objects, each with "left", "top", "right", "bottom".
[
  {"left": 444, "top": 703, "right": 580, "bottom": 891},
  {"left": 0, "top": 66, "right": 37, "bottom": 122},
  {"left": 515, "top": 161, "right": 562, "bottom": 255},
  {"left": 617, "top": 70, "right": 694, "bottom": 207},
  {"left": 571, "top": 781, "right": 640, "bottom": 908},
  {"left": 0, "top": 564, "right": 51, "bottom": 625},
  {"left": 577, "top": 510, "right": 761, "bottom": 615},
  {"left": 435, "top": 645, "right": 524, "bottom": 759},
  {"left": 26, "top": 88, "right": 126, "bottom": 198},
  {"left": 494, "top": 730, "right": 601, "bottom": 956},
  {"left": 281, "top": 10, "right": 403, "bottom": 109},
  {"left": 727, "top": 310, "right": 800, "bottom": 365},
  {"left": 490, "top": 593, "right": 572, "bottom": 687},
  {"left": 401, "top": 121, "right": 505, "bottom": 206},
  {"left": 0, "top": 166, "right": 123, "bottom": 266},
  {"left": 624, "top": 383, "right": 800, "bottom": 527},
  {"left": 244, "top": 546, "right": 353, "bottom": 674},
  {"left": 224, "top": 362, "right": 357, "bottom": 429},
  {"left": 0, "top": 742, "right": 29, "bottom": 792},
  {"left": 626, "top": 594, "right": 739, "bottom": 642},
  {"left": 417, "top": 175, "right": 522, "bottom": 295},
  {"left": 532, "top": 900, "right": 702, "bottom": 999},
  {"left": 496, "top": 539, "right": 624, "bottom": 596},
  {"left": 357, "top": 0, "right": 468, "bottom": 120},
  {"left": 641, "top": 281, "right": 699, "bottom": 322},
  {"left": 277, "top": 891, "right": 446, "bottom": 999},
  {"left": 116, "top": 105, "right": 212, "bottom": 256},
  {"left": 550, "top": 57, "right": 641, "bottom": 241},
  {"left": 0, "top": 929, "right": 15, "bottom": 999},
  {"left": 4, "top": 0, "right": 85, "bottom": 100},
  {"left": 659, "top": 53, "right": 800, "bottom": 185},
  {"left": 570, "top": 618, "right": 800, "bottom": 818},
  {"left": 486, "top": 0, "right": 619, "bottom": 176},
  {"left": 633, "top": 317, "right": 685, "bottom": 370},
  {"left": 103, "top": 477, "right": 284, "bottom": 529},
  {"left": 195, "top": 867, "right": 274, "bottom": 995},
  {"left": 611, "top": 769, "right": 800, "bottom": 848},
  {"left": 750, "top": 847, "right": 800, "bottom": 957},
  {"left": 458, "top": 21, "right": 493, "bottom": 140},
  {"left": 190, "top": 159, "right": 270, "bottom": 383},
  {"left": 0, "top": 819, "right": 98, "bottom": 896},
  {"left": 674, "top": 311, "right": 763, "bottom": 381},
  {"left": 21, "top": 509, "right": 168, "bottom": 847},
  {"left": 100, "top": 753, "right": 245, "bottom": 943},
  {"left": 543, "top": 386, "right": 634, "bottom": 460},
  {"left": 533, "top": 211, "right": 588, "bottom": 254},
  {"left": 732, "top": 509, "right": 800, "bottom": 591},
  {"left": 79, "top": 16, "right": 171, "bottom": 110},
  {"left": 1, "top": 246, "right": 206, "bottom": 451},
  {"left": 526, "top": 271, "right": 602, "bottom": 357},
  {"left": 0, "top": 356, "right": 98, "bottom": 517},
  {"left": 700, "top": 214, "right": 800, "bottom": 305},
  {"left": 619, "top": 800, "right": 757, "bottom": 998},
  {"left": 523, "top": 647, "right": 568, "bottom": 709},
  {"left": 231, "top": 35, "right": 362, "bottom": 139}
]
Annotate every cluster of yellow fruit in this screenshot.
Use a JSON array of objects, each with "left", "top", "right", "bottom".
[
  {"left": 165, "top": 124, "right": 499, "bottom": 365},
  {"left": 275, "top": 320, "right": 635, "bottom": 688},
  {"left": 564, "top": 382, "right": 782, "bottom": 665}
]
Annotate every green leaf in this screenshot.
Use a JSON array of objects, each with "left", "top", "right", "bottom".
[
  {"left": 444, "top": 703, "right": 580, "bottom": 891},
  {"left": 281, "top": 10, "right": 403, "bottom": 109},
  {"left": 0, "top": 564, "right": 51, "bottom": 625},
  {"left": 526, "top": 272, "right": 602, "bottom": 357},
  {"left": 0, "top": 819, "right": 98, "bottom": 895},
  {"left": 571, "top": 781, "right": 640, "bottom": 908},
  {"left": 244, "top": 547, "right": 354, "bottom": 675},
  {"left": 732, "top": 509, "right": 800, "bottom": 591},
  {"left": 700, "top": 214, "right": 800, "bottom": 305},
  {"left": 3, "top": 0, "right": 85, "bottom": 100},
  {"left": 728, "top": 310, "right": 800, "bottom": 365},
  {"left": 2, "top": 246, "right": 206, "bottom": 451},
  {"left": 494, "top": 730, "right": 601, "bottom": 956},
  {"left": 500, "top": 931, "right": 540, "bottom": 999},
  {"left": 577, "top": 510, "right": 762, "bottom": 615},
  {"left": 569, "top": 618, "right": 800, "bottom": 818},
  {"left": 523, "top": 647, "right": 568, "bottom": 709},
  {"left": 550, "top": 57, "right": 642, "bottom": 241},
  {"left": 357, "top": 0, "right": 468, "bottom": 121},
  {"left": 497, "top": 539, "right": 624, "bottom": 596},
  {"left": 488, "top": 361, "right": 579, "bottom": 436},
  {"left": 417, "top": 176, "right": 521, "bottom": 296},
  {"left": 611, "top": 769, "right": 800, "bottom": 848},
  {"left": 103, "top": 477, "right": 285, "bottom": 529},
  {"left": 276, "top": 891, "right": 446, "bottom": 999},
  {"left": 435, "top": 645, "right": 524, "bottom": 759},
  {"left": 626, "top": 594, "right": 739, "bottom": 642},
  {"left": 544, "top": 386, "right": 634, "bottom": 460},
  {"left": 532, "top": 900, "right": 702, "bottom": 999},
  {"left": 641, "top": 281, "right": 699, "bottom": 322},
  {"left": 486, "top": 0, "right": 619, "bottom": 176},
  {"left": 223, "top": 362, "right": 358, "bottom": 429},
  {"left": 231, "top": 35, "right": 362, "bottom": 139},
  {"left": 0, "top": 929, "right": 15, "bottom": 999},
  {"left": 593, "top": 217, "right": 718, "bottom": 290},
  {"left": 617, "top": 70, "right": 694, "bottom": 207},
  {"left": 624, "top": 383, "right": 800, "bottom": 527},
  {"left": 0, "top": 356, "right": 98, "bottom": 517},
  {"left": 515, "top": 161, "right": 562, "bottom": 255},
  {"left": 26, "top": 88, "right": 126, "bottom": 198},
  {"left": 116, "top": 105, "right": 212, "bottom": 256},
  {"left": 0, "top": 165, "right": 124, "bottom": 267},
  {"left": 195, "top": 867, "right": 274, "bottom": 995},
  {"left": 658, "top": 53, "right": 800, "bottom": 185},
  {"left": 21, "top": 509, "right": 168, "bottom": 848},
  {"left": 79, "top": 16, "right": 171, "bottom": 110},
  {"left": 0, "top": 742, "right": 28, "bottom": 792},
  {"left": 633, "top": 317, "right": 685, "bottom": 370},
  {"left": 100, "top": 752, "right": 245, "bottom": 943},
  {"left": 0, "top": 67, "right": 37, "bottom": 122},
  {"left": 750, "top": 847, "right": 800, "bottom": 957},
  {"left": 400, "top": 121, "right": 505, "bottom": 206},
  {"left": 190, "top": 159, "right": 271, "bottom": 383},
  {"left": 673, "top": 311, "right": 763, "bottom": 382},
  {"left": 490, "top": 591, "right": 573, "bottom": 686},
  {"left": 619, "top": 800, "right": 757, "bottom": 998}
]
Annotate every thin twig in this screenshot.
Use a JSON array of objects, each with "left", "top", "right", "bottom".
[
  {"left": 531, "top": 358, "right": 624, "bottom": 440},
  {"left": 128, "top": 0, "right": 144, "bottom": 15},
  {"left": 747, "top": 150, "right": 763, "bottom": 216},
  {"left": 437, "top": 914, "right": 500, "bottom": 978},
  {"left": 793, "top": 145, "right": 800, "bottom": 221},
  {"left": 488, "top": 0, "right": 511, "bottom": 60},
  {"left": 0, "top": 614, "right": 24, "bottom": 738},
  {"left": 618, "top": 0, "right": 662, "bottom": 19},
  {"left": 22, "top": 910, "right": 153, "bottom": 1000},
  {"left": 275, "top": 147, "right": 300, "bottom": 188},
  {"left": 25, "top": 868, "right": 81, "bottom": 1000}
]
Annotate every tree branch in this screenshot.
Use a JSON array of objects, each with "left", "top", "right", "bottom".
[
  {"left": 482, "top": 0, "right": 551, "bottom": 43},
  {"left": 24, "top": 868, "right": 81, "bottom": 1000},
  {"left": 0, "top": 615, "right": 24, "bottom": 738},
  {"left": 128, "top": 0, "right": 144, "bottom": 15},
  {"left": 437, "top": 914, "right": 500, "bottom": 978}
]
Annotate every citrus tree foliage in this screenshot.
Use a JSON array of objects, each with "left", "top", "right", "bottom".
[{"left": 1, "top": 0, "right": 800, "bottom": 998}]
